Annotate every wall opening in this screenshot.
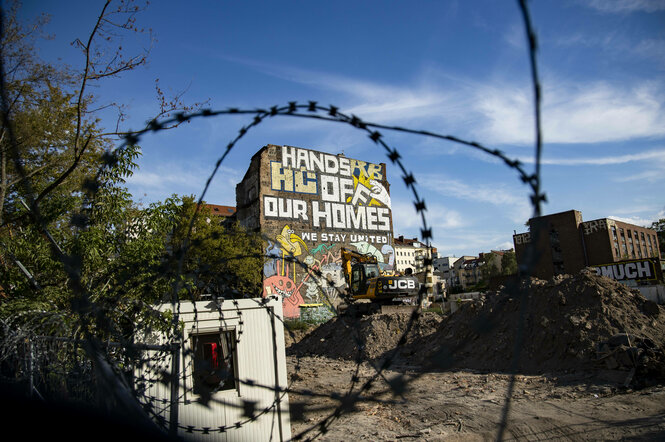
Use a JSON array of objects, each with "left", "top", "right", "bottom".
[{"left": 191, "top": 329, "right": 238, "bottom": 396}]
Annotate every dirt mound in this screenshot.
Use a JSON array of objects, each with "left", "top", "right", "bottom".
[
  {"left": 411, "top": 269, "right": 665, "bottom": 384},
  {"left": 287, "top": 270, "right": 665, "bottom": 385},
  {"left": 284, "top": 326, "right": 315, "bottom": 348},
  {"left": 287, "top": 311, "right": 443, "bottom": 361}
]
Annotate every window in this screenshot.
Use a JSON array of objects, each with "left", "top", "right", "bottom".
[
  {"left": 364, "top": 264, "right": 379, "bottom": 279},
  {"left": 351, "top": 266, "right": 363, "bottom": 293},
  {"left": 191, "top": 330, "right": 237, "bottom": 395}
]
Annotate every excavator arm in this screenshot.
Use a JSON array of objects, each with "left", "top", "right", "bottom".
[{"left": 340, "top": 247, "right": 377, "bottom": 287}]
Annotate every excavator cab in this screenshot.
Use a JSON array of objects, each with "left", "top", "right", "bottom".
[{"left": 350, "top": 262, "right": 380, "bottom": 296}]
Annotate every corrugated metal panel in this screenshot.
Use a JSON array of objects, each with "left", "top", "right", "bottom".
[{"left": 139, "top": 298, "right": 291, "bottom": 441}]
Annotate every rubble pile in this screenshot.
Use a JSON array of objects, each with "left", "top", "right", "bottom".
[
  {"left": 411, "top": 270, "right": 665, "bottom": 384},
  {"left": 287, "top": 311, "right": 442, "bottom": 361},
  {"left": 288, "top": 270, "right": 665, "bottom": 385}
]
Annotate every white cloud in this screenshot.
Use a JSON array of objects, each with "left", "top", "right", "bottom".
[
  {"left": 127, "top": 161, "right": 241, "bottom": 205},
  {"left": 391, "top": 198, "right": 464, "bottom": 234},
  {"left": 583, "top": 0, "right": 665, "bottom": 13},
  {"left": 607, "top": 207, "right": 664, "bottom": 227},
  {"left": 417, "top": 174, "right": 532, "bottom": 224},
  {"left": 220, "top": 56, "right": 665, "bottom": 148},
  {"left": 608, "top": 215, "right": 655, "bottom": 227},
  {"left": 635, "top": 39, "right": 665, "bottom": 68},
  {"left": 476, "top": 81, "right": 665, "bottom": 144},
  {"left": 433, "top": 231, "right": 515, "bottom": 257},
  {"left": 517, "top": 148, "right": 665, "bottom": 166},
  {"left": 297, "top": 66, "right": 665, "bottom": 147}
]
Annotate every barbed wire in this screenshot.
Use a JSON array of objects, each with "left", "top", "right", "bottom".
[{"left": 0, "top": 0, "right": 548, "bottom": 441}]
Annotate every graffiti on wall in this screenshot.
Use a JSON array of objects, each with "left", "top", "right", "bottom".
[
  {"left": 275, "top": 224, "right": 308, "bottom": 282},
  {"left": 263, "top": 230, "right": 346, "bottom": 313},
  {"left": 513, "top": 232, "right": 531, "bottom": 245},
  {"left": 263, "top": 226, "right": 394, "bottom": 318},
  {"left": 263, "top": 146, "right": 392, "bottom": 231},
  {"left": 582, "top": 219, "right": 609, "bottom": 235},
  {"left": 261, "top": 146, "right": 395, "bottom": 318},
  {"left": 262, "top": 260, "right": 304, "bottom": 319},
  {"left": 591, "top": 258, "right": 659, "bottom": 283}
]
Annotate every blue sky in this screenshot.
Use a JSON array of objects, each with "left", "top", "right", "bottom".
[{"left": 19, "top": 0, "right": 665, "bottom": 257}]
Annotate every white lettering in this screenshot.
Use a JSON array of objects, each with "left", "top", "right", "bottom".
[
  {"left": 324, "top": 154, "right": 339, "bottom": 175},
  {"left": 277, "top": 198, "right": 292, "bottom": 218},
  {"left": 321, "top": 175, "right": 339, "bottom": 202},
  {"left": 293, "top": 200, "right": 308, "bottom": 221},
  {"left": 312, "top": 201, "right": 331, "bottom": 228},
  {"left": 296, "top": 149, "right": 310, "bottom": 170},
  {"left": 347, "top": 205, "right": 366, "bottom": 230},
  {"left": 309, "top": 151, "right": 325, "bottom": 173},
  {"left": 340, "top": 177, "right": 354, "bottom": 204},
  {"left": 351, "top": 182, "right": 371, "bottom": 206},
  {"left": 282, "top": 145, "right": 297, "bottom": 169},
  {"left": 339, "top": 157, "right": 350, "bottom": 176},
  {"left": 366, "top": 206, "right": 378, "bottom": 230},
  {"left": 377, "top": 207, "right": 390, "bottom": 231},
  {"left": 613, "top": 264, "right": 625, "bottom": 280},
  {"left": 264, "top": 196, "right": 278, "bottom": 217},
  {"left": 625, "top": 263, "right": 637, "bottom": 279},
  {"left": 388, "top": 279, "right": 416, "bottom": 290},
  {"left": 331, "top": 203, "right": 346, "bottom": 229},
  {"left": 636, "top": 261, "right": 651, "bottom": 278}
]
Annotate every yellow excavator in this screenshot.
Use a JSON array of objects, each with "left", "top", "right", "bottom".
[{"left": 339, "top": 247, "right": 421, "bottom": 315}]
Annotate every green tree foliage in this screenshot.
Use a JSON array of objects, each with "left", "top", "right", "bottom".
[
  {"left": 649, "top": 218, "right": 665, "bottom": 258},
  {"left": 501, "top": 250, "right": 518, "bottom": 276},
  {"left": 165, "top": 197, "right": 263, "bottom": 299},
  {"left": 0, "top": 2, "right": 254, "bottom": 345},
  {"left": 0, "top": 3, "right": 102, "bottom": 226},
  {"left": 0, "top": 1, "right": 158, "bottom": 338},
  {"left": 480, "top": 252, "right": 501, "bottom": 282}
]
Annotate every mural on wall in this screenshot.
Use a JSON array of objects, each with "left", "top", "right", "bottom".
[
  {"left": 262, "top": 260, "right": 304, "bottom": 319},
  {"left": 582, "top": 219, "right": 609, "bottom": 235},
  {"left": 262, "top": 146, "right": 395, "bottom": 318},
  {"left": 262, "top": 235, "right": 347, "bottom": 314},
  {"left": 275, "top": 224, "right": 308, "bottom": 282},
  {"left": 263, "top": 146, "right": 392, "bottom": 232}
]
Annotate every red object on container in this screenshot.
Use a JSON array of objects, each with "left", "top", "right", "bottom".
[{"left": 204, "top": 342, "right": 219, "bottom": 369}]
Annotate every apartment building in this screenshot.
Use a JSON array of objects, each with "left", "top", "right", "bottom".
[
  {"left": 513, "top": 209, "right": 662, "bottom": 282},
  {"left": 394, "top": 235, "right": 437, "bottom": 274},
  {"left": 433, "top": 256, "right": 458, "bottom": 287}
]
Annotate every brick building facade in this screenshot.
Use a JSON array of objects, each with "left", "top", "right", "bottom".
[
  {"left": 235, "top": 144, "right": 396, "bottom": 318},
  {"left": 513, "top": 209, "right": 662, "bottom": 282}
]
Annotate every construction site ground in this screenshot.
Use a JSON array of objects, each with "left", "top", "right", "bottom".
[{"left": 284, "top": 270, "right": 665, "bottom": 441}]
